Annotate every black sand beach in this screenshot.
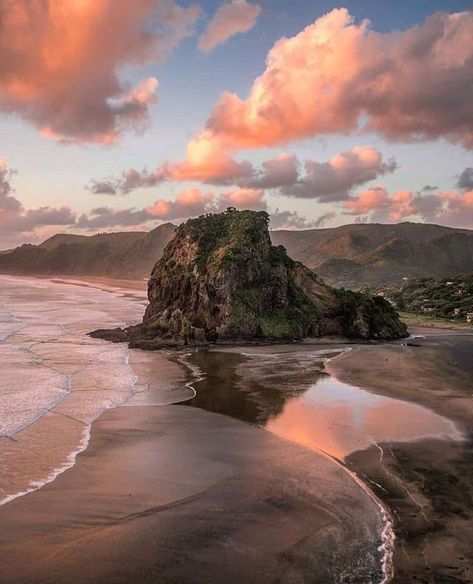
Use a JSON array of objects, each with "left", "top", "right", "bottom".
[
  {"left": 0, "top": 405, "right": 387, "bottom": 584},
  {"left": 1, "top": 273, "right": 471, "bottom": 584},
  {"left": 327, "top": 330, "right": 473, "bottom": 584}
]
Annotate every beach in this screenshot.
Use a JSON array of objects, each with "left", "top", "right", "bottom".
[
  {"left": 327, "top": 331, "right": 473, "bottom": 583},
  {"left": 0, "top": 275, "right": 390, "bottom": 583},
  {"left": 0, "top": 404, "right": 389, "bottom": 584},
  {"left": 0, "top": 276, "right": 471, "bottom": 583}
]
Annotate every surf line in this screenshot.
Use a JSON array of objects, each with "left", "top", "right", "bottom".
[{"left": 178, "top": 346, "right": 395, "bottom": 584}]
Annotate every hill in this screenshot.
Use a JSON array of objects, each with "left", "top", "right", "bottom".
[
  {"left": 91, "top": 209, "right": 407, "bottom": 346},
  {"left": 0, "top": 224, "right": 176, "bottom": 279},
  {"left": 380, "top": 274, "right": 473, "bottom": 324},
  {"left": 272, "top": 222, "right": 473, "bottom": 289},
  {"left": 1, "top": 221, "right": 472, "bottom": 289}
]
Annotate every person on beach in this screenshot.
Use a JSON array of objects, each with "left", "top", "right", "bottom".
[{"left": 183, "top": 318, "right": 191, "bottom": 346}]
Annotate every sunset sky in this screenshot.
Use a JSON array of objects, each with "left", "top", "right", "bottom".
[{"left": 0, "top": 0, "right": 472, "bottom": 248}]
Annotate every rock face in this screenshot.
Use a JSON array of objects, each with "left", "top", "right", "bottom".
[{"left": 91, "top": 210, "right": 407, "bottom": 347}]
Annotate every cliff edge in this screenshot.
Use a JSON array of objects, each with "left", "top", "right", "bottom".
[{"left": 91, "top": 209, "right": 407, "bottom": 347}]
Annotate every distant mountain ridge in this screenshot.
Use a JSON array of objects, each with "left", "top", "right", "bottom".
[
  {"left": 0, "top": 224, "right": 176, "bottom": 280},
  {"left": 271, "top": 222, "right": 473, "bottom": 289},
  {"left": 0, "top": 221, "right": 472, "bottom": 288}
]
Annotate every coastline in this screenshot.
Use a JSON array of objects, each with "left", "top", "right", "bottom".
[
  {"left": 179, "top": 346, "right": 397, "bottom": 584},
  {"left": 0, "top": 344, "right": 193, "bottom": 508},
  {"left": 0, "top": 404, "right": 388, "bottom": 584},
  {"left": 326, "top": 329, "right": 473, "bottom": 583},
  {"left": 0, "top": 275, "right": 156, "bottom": 507},
  {"left": 1, "top": 275, "right": 471, "bottom": 583}
]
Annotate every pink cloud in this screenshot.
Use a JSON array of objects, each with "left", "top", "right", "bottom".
[
  {"left": 345, "top": 187, "right": 390, "bottom": 215},
  {"left": 344, "top": 185, "right": 473, "bottom": 228},
  {"left": 0, "top": 1, "right": 200, "bottom": 144},
  {"left": 283, "top": 146, "right": 397, "bottom": 201},
  {"left": 147, "top": 188, "right": 215, "bottom": 220},
  {"left": 0, "top": 160, "right": 76, "bottom": 239},
  {"left": 196, "top": 8, "right": 473, "bottom": 151},
  {"left": 198, "top": 0, "right": 261, "bottom": 53},
  {"left": 100, "top": 144, "right": 395, "bottom": 197},
  {"left": 162, "top": 131, "right": 254, "bottom": 184},
  {"left": 218, "top": 187, "right": 265, "bottom": 210}
]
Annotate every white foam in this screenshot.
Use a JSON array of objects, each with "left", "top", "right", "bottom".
[
  {"left": 0, "top": 425, "right": 91, "bottom": 507},
  {"left": 0, "top": 275, "right": 146, "bottom": 505},
  {"left": 197, "top": 345, "right": 464, "bottom": 584}
]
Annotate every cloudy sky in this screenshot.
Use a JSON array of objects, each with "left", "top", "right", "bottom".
[{"left": 0, "top": 0, "right": 472, "bottom": 248}]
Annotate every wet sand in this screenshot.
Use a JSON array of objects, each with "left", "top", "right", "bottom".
[
  {"left": 48, "top": 275, "right": 148, "bottom": 292},
  {"left": 0, "top": 405, "right": 388, "bottom": 584},
  {"left": 1, "top": 275, "right": 471, "bottom": 583},
  {"left": 186, "top": 347, "right": 461, "bottom": 460},
  {"left": 327, "top": 330, "right": 473, "bottom": 584},
  {"left": 0, "top": 275, "right": 149, "bottom": 505}
]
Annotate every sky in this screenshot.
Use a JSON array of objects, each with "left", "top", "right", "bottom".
[{"left": 0, "top": 0, "right": 472, "bottom": 248}]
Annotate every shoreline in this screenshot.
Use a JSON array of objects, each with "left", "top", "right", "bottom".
[
  {"left": 1, "top": 275, "right": 471, "bottom": 582},
  {"left": 0, "top": 425, "right": 91, "bottom": 508},
  {"left": 325, "top": 330, "right": 473, "bottom": 583},
  {"left": 0, "top": 344, "right": 194, "bottom": 508},
  {"left": 0, "top": 275, "right": 172, "bottom": 507},
  {"left": 0, "top": 405, "right": 389, "bottom": 584},
  {"left": 180, "top": 347, "right": 397, "bottom": 583}
]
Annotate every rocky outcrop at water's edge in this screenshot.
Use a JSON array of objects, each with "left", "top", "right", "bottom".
[{"left": 90, "top": 209, "right": 408, "bottom": 348}]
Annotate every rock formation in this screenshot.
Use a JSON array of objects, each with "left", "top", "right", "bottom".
[{"left": 91, "top": 209, "right": 407, "bottom": 347}]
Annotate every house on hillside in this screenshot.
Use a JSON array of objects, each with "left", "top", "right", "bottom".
[{"left": 466, "top": 313, "right": 473, "bottom": 324}]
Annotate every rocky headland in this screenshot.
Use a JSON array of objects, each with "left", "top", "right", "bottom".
[{"left": 91, "top": 209, "right": 407, "bottom": 347}]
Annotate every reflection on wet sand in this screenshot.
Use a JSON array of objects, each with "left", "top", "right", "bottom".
[
  {"left": 187, "top": 348, "right": 462, "bottom": 460},
  {"left": 0, "top": 406, "right": 389, "bottom": 584}
]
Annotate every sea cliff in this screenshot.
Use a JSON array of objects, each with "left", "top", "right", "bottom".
[{"left": 91, "top": 209, "right": 407, "bottom": 347}]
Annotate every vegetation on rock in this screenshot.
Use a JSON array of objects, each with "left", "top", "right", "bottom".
[{"left": 92, "top": 209, "right": 407, "bottom": 347}]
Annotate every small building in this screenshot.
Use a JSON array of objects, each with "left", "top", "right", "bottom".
[
  {"left": 453, "top": 308, "right": 461, "bottom": 316},
  {"left": 466, "top": 313, "right": 473, "bottom": 323},
  {"left": 422, "top": 306, "right": 435, "bottom": 314}
]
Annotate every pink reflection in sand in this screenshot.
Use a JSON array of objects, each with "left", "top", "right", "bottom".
[{"left": 265, "top": 376, "right": 462, "bottom": 460}]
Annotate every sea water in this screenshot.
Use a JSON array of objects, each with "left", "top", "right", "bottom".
[{"left": 0, "top": 275, "right": 147, "bottom": 505}]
